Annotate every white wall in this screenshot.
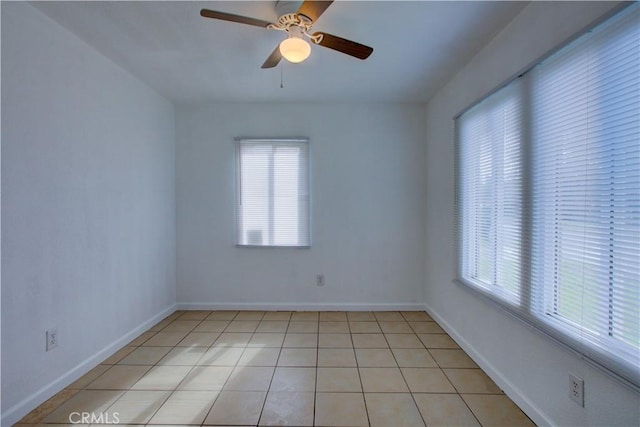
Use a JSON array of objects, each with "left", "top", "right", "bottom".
[
  {"left": 1, "top": 3, "right": 176, "bottom": 423},
  {"left": 176, "top": 103, "right": 426, "bottom": 309},
  {"left": 423, "top": 1, "right": 639, "bottom": 426}
]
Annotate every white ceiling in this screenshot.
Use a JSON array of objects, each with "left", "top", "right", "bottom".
[{"left": 32, "top": 1, "right": 527, "bottom": 103}]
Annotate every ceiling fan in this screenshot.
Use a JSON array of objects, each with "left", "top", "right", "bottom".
[{"left": 200, "top": 0, "right": 373, "bottom": 68}]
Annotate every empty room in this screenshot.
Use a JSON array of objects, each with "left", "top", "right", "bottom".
[{"left": 1, "top": 1, "right": 638, "bottom": 426}]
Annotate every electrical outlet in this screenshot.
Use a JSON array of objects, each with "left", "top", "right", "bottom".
[
  {"left": 569, "top": 373, "right": 584, "bottom": 407},
  {"left": 46, "top": 328, "right": 58, "bottom": 351},
  {"left": 316, "top": 274, "right": 325, "bottom": 286}
]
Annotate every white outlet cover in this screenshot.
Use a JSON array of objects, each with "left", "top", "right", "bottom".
[
  {"left": 569, "top": 373, "right": 584, "bottom": 407},
  {"left": 46, "top": 328, "right": 58, "bottom": 351}
]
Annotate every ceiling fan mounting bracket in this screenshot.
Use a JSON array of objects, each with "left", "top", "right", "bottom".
[
  {"left": 268, "top": 13, "right": 311, "bottom": 32},
  {"left": 267, "top": 13, "right": 323, "bottom": 43}
]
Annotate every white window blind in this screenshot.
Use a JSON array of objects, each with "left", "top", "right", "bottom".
[
  {"left": 236, "top": 139, "right": 310, "bottom": 247},
  {"left": 457, "top": 82, "right": 524, "bottom": 306},
  {"left": 456, "top": 4, "right": 639, "bottom": 387},
  {"left": 530, "top": 5, "right": 639, "bottom": 382}
]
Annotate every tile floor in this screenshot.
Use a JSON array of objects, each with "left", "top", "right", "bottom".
[{"left": 17, "top": 310, "right": 536, "bottom": 426}]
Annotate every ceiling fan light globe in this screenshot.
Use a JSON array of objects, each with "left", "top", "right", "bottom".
[{"left": 279, "top": 37, "right": 311, "bottom": 63}]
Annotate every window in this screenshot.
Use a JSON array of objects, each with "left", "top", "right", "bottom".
[
  {"left": 458, "top": 82, "right": 524, "bottom": 305},
  {"left": 236, "top": 138, "right": 310, "bottom": 247},
  {"left": 456, "top": 4, "right": 639, "bottom": 386}
]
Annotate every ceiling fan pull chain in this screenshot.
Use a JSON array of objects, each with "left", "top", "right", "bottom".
[{"left": 280, "top": 63, "right": 284, "bottom": 89}]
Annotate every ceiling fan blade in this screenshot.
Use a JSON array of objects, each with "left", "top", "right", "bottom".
[
  {"left": 261, "top": 46, "right": 283, "bottom": 69},
  {"left": 312, "top": 32, "right": 373, "bottom": 60},
  {"left": 297, "top": 1, "right": 333, "bottom": 22},
  {"left": 200, "top": 9, "right": 273, "bottom": 28}
]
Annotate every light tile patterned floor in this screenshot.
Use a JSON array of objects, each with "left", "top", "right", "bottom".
[{"left": 16, "top": 310, "right": 536, "bottom": 426}]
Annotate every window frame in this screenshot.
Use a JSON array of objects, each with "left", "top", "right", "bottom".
[{"left": 235, "top": 137, "right": 311, "bottom": 248}]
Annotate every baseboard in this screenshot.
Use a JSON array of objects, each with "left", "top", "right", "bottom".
[
  {"left": 177, "top": 302, "right": 425, "bottom": 311},
  {"left": 423, "top": 302, "right": 552, "bottom": 427},
  {"left": 1, "top": 304, "right": 177, "bottom": 427}
]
